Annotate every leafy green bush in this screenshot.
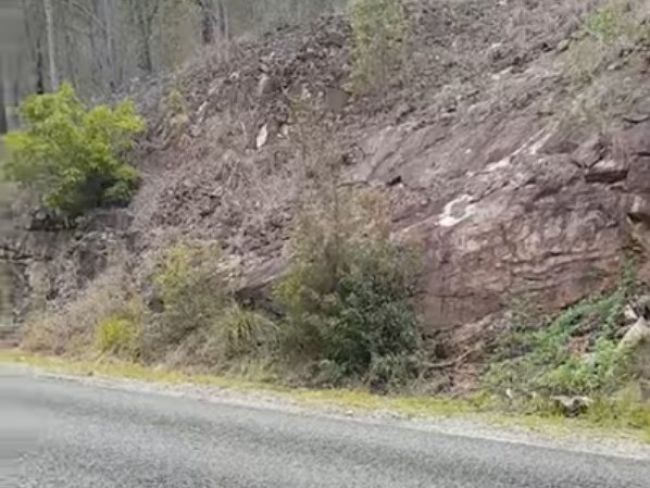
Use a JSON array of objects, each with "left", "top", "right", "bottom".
[
  {"left": 1, "top": 83, "right": 144, "bottom": 216},
  {"left": 275, "top": 190, "right": 422, "bottom": 387},
  {"left": 349, "top": 0, "right": 407, "bottom": 93}
]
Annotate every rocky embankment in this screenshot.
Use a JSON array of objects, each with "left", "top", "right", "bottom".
[{"left": 5, "top": 0, "right": 650, "bottom": 386}]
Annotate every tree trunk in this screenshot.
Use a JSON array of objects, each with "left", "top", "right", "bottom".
[
  {"left": 140, "top": 32, "right": 153, "bottom": 74},
  {"left": 135, "top": 6, "right": 153, "bottom": 73},
  {"left": 101, "top": 0, "right": 116, "bottom": 90},
  {"left": 216, "top": 0, "right": 229, "bottom": 40},
  {"left": 0, "top": 59, "right": 8, "bottom": 135},
  {"left": 88, "top": 1, "right": 100, "bottom": 86},
  {"left": 43, "top": 0, "right": 58, "bottom": 90},
  {"left": 195, "top": 0, "right": 215, "bottom": 44},
  {"left": 35, "top": 42, "right": 45, "bottom": 94}
]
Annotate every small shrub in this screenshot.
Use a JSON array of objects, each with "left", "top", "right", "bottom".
[
  {"left": 275, "top": 189, "right": 423, "bottom": 387},
  {"left": 163, "top": 88, "right": 188, "bottom": 116},
  {"left": 349, "top": 0, "right": 407, "bottom": 93},
  {"left": 1, "top": 83, "right": 145, "bottom": 216},
  {"left": 584, "top": 0, "right": 636, "bottom": 44},
  {"left": 96, "top": 315, "right": 140, "bottom": 359},
  {"left": 146, "top": 241, "right": 228, "bottom": 352},
  {"left": 143, "top": 240, "right": 284, "bottom": 369}
]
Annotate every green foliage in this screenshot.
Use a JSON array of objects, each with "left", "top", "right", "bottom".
[
  {"left": 275, "top": 191, "right": 422, "bottom": 387},
  {"left": 349, "top": 0, "right": 407, "bottom": 93},
  {"left": 1, "top": 84, "right": 145, "bottom": 216},
  {"left": 484, "top": 277, "right": 635, "bottom": 400},
  {"left": 97, "top": 316, "right": 141, "bottom": 359}
]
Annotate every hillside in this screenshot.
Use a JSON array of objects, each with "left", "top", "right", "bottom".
[{"left": 4, "top": 0, "right": 650, "bottom": 398}]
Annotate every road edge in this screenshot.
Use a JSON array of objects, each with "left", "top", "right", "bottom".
[{"left": 2, "top": 348, "right": 650, "bottom": 461}]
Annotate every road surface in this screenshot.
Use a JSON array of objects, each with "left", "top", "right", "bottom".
[{"left": 1, "top": 368, "right": 649, "bottom": 487}]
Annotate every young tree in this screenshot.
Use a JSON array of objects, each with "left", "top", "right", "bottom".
[{"left": 2, "top": 84, "right": 145, "bottom": 216}]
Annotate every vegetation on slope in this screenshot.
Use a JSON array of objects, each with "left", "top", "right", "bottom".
[
  {"left": 1, "top": 84, "right": 144, "bottom": 217},
  {"left": 482, "top": 266, "right": 650, "bottom": 435},
  {"left": 21, "top": 186, "right": 425, "bottom": 390}
]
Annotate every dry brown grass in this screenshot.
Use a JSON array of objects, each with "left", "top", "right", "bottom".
[{"left": 22, "top": 265, "right": 141, "bottom": 357}]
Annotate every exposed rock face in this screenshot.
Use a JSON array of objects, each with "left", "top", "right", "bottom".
[
  {"left": 350, "top": 117, "right": 632, "bottom": 330},
  {"left": 0, "top": 209, "right": 133, "bottom": 323}
]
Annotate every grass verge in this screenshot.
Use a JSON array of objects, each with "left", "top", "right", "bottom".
[
  {"left": 0, "top": 349, "right": 470, "bottom": 416},
  {"left": 1, "top": 348, "right": 649, "bottom": 444}
]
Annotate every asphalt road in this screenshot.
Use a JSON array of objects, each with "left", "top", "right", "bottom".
[{"left": 1, "top": 369, "right": 650, "bottom": 487}]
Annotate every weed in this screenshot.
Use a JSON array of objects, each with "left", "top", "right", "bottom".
[
  {"left": 196, "top": 304, "right": 279, "bottom": 364},
  {"left": 587, "top": 388, "right": 650, "bottom": 440},
  {"left": 584, "top": 1, "right": 632, "bottom": 43},
  {"left": 163, "top": 88, "right": 187, "bottom": 116}
]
